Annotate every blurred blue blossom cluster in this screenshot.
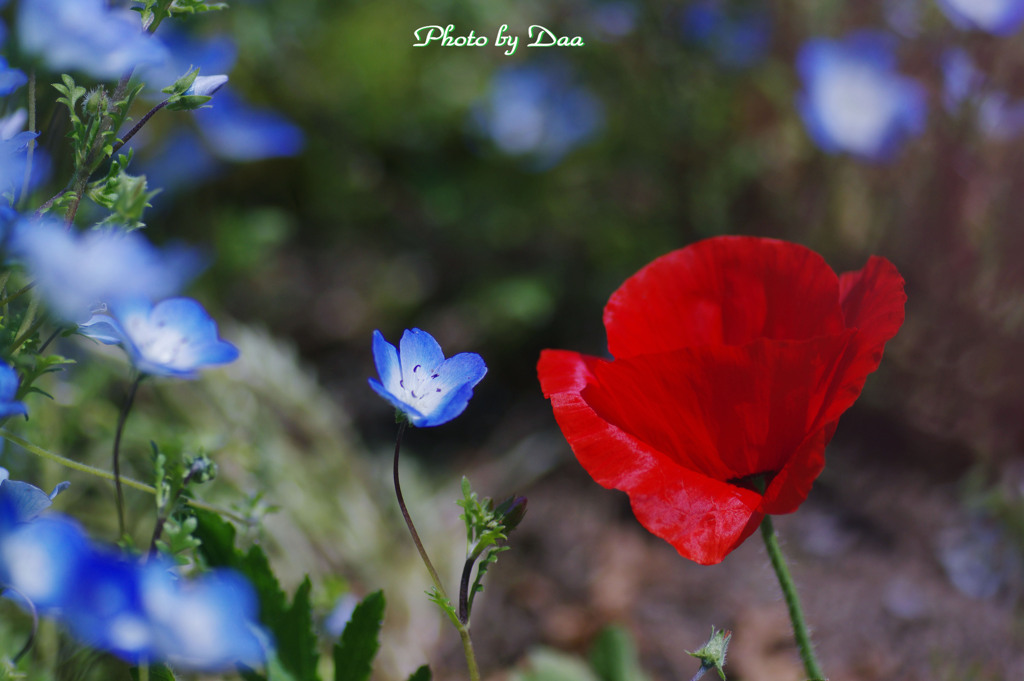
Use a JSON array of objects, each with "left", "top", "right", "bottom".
[
  {"left": 680, "top": 0, "right": 772, "bottom": 69},
  {"left": 0, "top": 470, "right": 264, "bottom": 671},
  {"left": 472, "top": 62, "right": 604, "bottom": 169},
  {"left": 796, "top": 0, "right": 1024, "bottom": 160}
]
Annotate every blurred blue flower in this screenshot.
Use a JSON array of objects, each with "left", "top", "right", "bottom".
[
  {"left": 369, "top": 328, "right": 487, "bottom": 427},
  {"left": 588, "top": 2, "right": 638, "bottom": 42},
  {"left": 0, "top": 58, "right": 27, "bottom": 96},
  {"left": 17, "top": 0, "right": 168, "bottom": 79},
  {"left": 943, "top": 49, "right": 1024, "bottom": 141},
  {"left": 0, "top": 362, "right": 27, "bottom": 420},
  {"left": 680, "top": 0, "right": 772, "bottom": 68},
  {"left": 471, "top": 63, "right": 604, "bottom": 169},
  {"left": 0, "top": 110, "right": 46, "bottom": 200},
  {"left": 138, "top": 564, "right": 264, "bottom": 670},
  {"left": 137, "top": 30, "right": 237, "bottom": 99},
  {"left": 0, "top": 515, "right": 92, "bottom": 611},
  {"left": 0, "top": 468, "right": 68, "bottom": 524},
  {"left": 193, "top": 90, "right": 305, "bottom": 161},
  {"left": 133, "top": 128, "right": 224, "bottom": 198},
  {"left": 937, "top": 0, "right": 1024, "bottom": 35},
  {"left": 11, "top": 219, "right": 201, "bottom": 322},
  {"left": 0, "top": 505, "right": 264, "bottom": 670},
  {"left": 80, "top": 297, "right": 239, "bottom": 378},
  {"left": 796, "top": 32, "right": 926, "bottom": 161}
]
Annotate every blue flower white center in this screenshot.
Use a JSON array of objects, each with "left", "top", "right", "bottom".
[{"left": 125, "top": 316, "right": 195, "bottom": 369}]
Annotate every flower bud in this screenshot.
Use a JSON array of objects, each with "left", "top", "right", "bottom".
[
  {"left": 495, "top": 495, "right": 527, "bottom": 532},
  {"left": 186, "top": 75, "right": 229, "bottom": 98}
]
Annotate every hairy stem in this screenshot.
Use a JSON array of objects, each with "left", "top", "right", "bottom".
[
  {"left": 113, "top": 375, "right": 142, "bottom": 538},
  {"left": 0, "top": 429, "right": 248, "bottom": 523},
  {"left": 760, "top": 515, "right": 825, "bottom": 681},
  {"left": 109, "top": 100, "right": 169, "bottom": 157},
  {"left": 392, "top": 422, "right": 480, "bottom": 681}
]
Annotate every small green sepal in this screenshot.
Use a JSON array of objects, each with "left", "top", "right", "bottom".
[{"left": 687, "top": 627, "right": 731, "bottom": 681}]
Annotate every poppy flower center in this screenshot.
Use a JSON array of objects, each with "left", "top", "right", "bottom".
[{"left": 727, "top": 470, "right": 778, "bottom": 494}]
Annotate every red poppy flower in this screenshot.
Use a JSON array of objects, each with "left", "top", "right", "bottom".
[{"left": 538, "top": 237, "right": 906, "bottom": 565}]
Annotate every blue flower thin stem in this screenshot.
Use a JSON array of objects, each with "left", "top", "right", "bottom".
[
  {"left": 392, "top": 421, "right": 481, "bottom": 681},
  {"left": 3, "top": 586, "right": 38, "bottom": 664},
  {"left": 18, "top": 70, "right": 36, "bottom": 211},
  {"left": 0, "top": 428, "right": 247, "bottom": 523},
  {"left": 109, "top": 99, "right": 168, "bottom": 158},
  {"left": 113, "top": 374, "right": 142, "bottom": 538},
  {"left": 760, "top": 515, "right": 825, "bottom": 681}
]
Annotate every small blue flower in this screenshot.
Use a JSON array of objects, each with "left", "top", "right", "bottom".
[
  {"left": 943, "top": 48, "right": 1024, "bottom": 141},
  {"left": 139, "top": 564, "right": 264, "bottom": 670},
  {"left": 0, "top": 468, "right": 68, "bottom": 525},
  {"left": 186, "top": 74, "right": 229, "bottom": 97},
  {"left": 796, "top": 32, "right": 926, "bottom": 161},
  {"left": 0, "top": 110, "right": 46, "bottom": 199},
  {"left": 369, "top": 328, "right": 487, "bottom": 427},
  {"left": 0, "top": 57, "right": 27, "bottom": 96},
  {"left": 471, "top": 63, "right": 604, "bottom": 169},
  {"left": 11, "top": 219, "right": 201, "bottom": 322},
  {"left": 0, "top": 515, "right": 92, "bottom": 611},
  {"left": 937, "top": 0, "right": 1024, "bottom": 35},
  {"left": 80, "top": 297, "right": 239, "bottom": 378},
  {"left": 192, "top": 90, "right": 305, "bottom": 161},
  {"left": 17, "top": 0, "right": 169, "bottom": 79},
  {"left": 0, "top": 362, "right": 27, "bottom": 420},
  {"left": 680, "top": 0, "right": 772, "bottom": 69}
]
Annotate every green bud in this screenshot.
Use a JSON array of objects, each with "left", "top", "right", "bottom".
[
  {"left": 84, "top": 89, "right": 109, "bottom": 116},
  {"left": 688, "top": 628, "right": 731, "bottom": 681},
  {"left": 495, "top": 495, "right": 527, "bottom": 532},
  {"left": 185, "top": 453, "right": 218, "bottom": 484}
]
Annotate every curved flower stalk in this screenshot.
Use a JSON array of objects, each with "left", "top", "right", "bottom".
[
  {"left": 796, "top": 31, "right": 926, "bottom": 161},
  {"left": 79, "top": 297, "right": 238, "bottom": 379},
  {"left": 369, "top": 328, "right": 487, "bottom": 427},
  {"left": 937, "top": 0, "right": 1024, "bottom": 35},
  {"left": 538, "top": 236, "right": 906, "bottom": 566},
  {"left": 370, "top": 328, "right": 489, "bottom": 680}
]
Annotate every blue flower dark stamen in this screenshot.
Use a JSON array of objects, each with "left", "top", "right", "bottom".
[{"left": 368, "top": 328, "right": 487, "bottom": 427}]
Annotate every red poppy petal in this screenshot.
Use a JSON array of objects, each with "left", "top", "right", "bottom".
[
  {"left": 582, "top": 334, "right": 855, "bottom": 483},
  {"left": 760, "top": 427, "right": 828, "bottom": 514},
  {"left": 538, "top": 349, "right": 762, "bottom": 564},
  {"left": 604, "top": 237, "right": 847, "bottom": 357},
  {"left": 809, "top": 257, "right": 907, "bottom": 428}
]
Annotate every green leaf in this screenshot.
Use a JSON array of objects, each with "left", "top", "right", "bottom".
[
  {"left": 129, "top": 665, "right": 177, "bottom": 681},
  {"left": 194, "top": 510, "right": 320, "bottom": 681},
  {"left": 588, "top": 626, "right": 650, "bottom": 681},
  {"left": 333, "top": 590, "right": 386, "bottom": 681},
  {"left": 405, "top": 666, "right": 431, "bottom": 681}
]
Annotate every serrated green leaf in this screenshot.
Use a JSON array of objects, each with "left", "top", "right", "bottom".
[
  {"left": 405, "top": 666, "right": 431, "bottom": 681},
  {"left": 333, "top": 590, "right": 385, "bottom": 681}
]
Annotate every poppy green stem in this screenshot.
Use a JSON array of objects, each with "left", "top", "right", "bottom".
[
  {"left": 392, "top": 422, "right": 480, "bottom": 681},
  {"left": 0, "top": 429, "right": 248, "bottom": 523},
  {"left": 760, "top": 515, "right": 826, "bottom": 681}
]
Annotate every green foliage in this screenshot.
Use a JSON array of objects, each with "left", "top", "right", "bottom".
[
  {"left": 405, "top": 666, "right": 431, "bottom": 681},
  {"left": 513, "top": 627, "right": 651, "bottom": 681},
  {"left": 52, "top": 75, "right": 90, "bottom": 166},
  {"left": 129, "top": 664, "right": 177, "bottom": 681},
  {"left": 588, "top": 626, "right": 651, "bottom": 681},
  {"left": 332, "top": 591, "right": 385, "bottom": 681},
  {"left": 136, "top": 0, "right": 226, "bottom": 32},
  {"left": 687, "top": 628, "right": 731, "bottom": 681},
  {"left": 194, "top": 510, "right": 319, "bottom": 681},
  {"left": 86, "top": 153, "right": 159, "bottom": 230},
  {"left": 456, "top": 477, "right": 525, "bottom": 622}
]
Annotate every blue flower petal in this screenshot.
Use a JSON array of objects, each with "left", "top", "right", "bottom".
[
  {"left": 399, "top": 328, "right": 446, "bottom": 381},
  {"left": 372, "top": 330, "right": 402, "bottom": 395}
]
